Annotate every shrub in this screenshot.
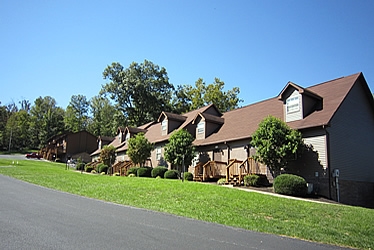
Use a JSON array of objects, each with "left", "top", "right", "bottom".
[
  {"left": 127, "top": 167, "right": 140, "bottom": 176},
  {"left": 97, "top": 163, "right": 108, "bottom": 173},
  {"left": 100, "top": 172, "right": 106, "bottom": 175},
  {"left": 273, "top": 174, "right": 307, "bottom": 197},
  {"left": 76, "top": 162, "right": 85, "bottom": 171},
  {"left": 184, "top": 172, "right": 193, "bottom": 181},
  {"left": 91, "top": 170, "right": 97, "bottom": 174},
  {"left": 217, "top": 178, "right": 226, "bottom": 185},
  {"left": 137, "top": 167, "right": 153, "bottom": 177},
  {"left": 244, "top": 174, "right": 260, "bottom": 187},
  {"left": 128, "top": 173, "right": 136, "bottom": 177},
  {"left": 113, "top": 172, "right": 120, "bottom": 176},
  {"left": 164, "top": 170, "right": 179, "bottom": 179},
  {"left": 151, "top": 166, "right": 168, "bottom": 178},
  {"left": 85, "top": 165, "right": 94, "bottom": 173}
]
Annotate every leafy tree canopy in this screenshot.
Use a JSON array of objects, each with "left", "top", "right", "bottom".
[
  {"left": 251, "top": 116, "right": 304, "bottom": 176},
  {"left": 101, "top": 60, "right": 174, "bottom": 126},
  {"left": 127, "top": 133, "right": 154, "bottom": 167},
  {"left": 164, "top": 129, "right": 195, "bottom": 172},
  {"left": 64, "top": 94, "right": 90, "bottom": 133},
  {"left": 172, "top": 78, "right": 242, "bottom": 113},
  {"left": 100, "top": 145, "right": 116, "bottom": 169}
]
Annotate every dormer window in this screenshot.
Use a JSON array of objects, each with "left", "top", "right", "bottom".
[
  {"left": 197, "top": 121, "right": 205, "bottom": 134},
  {"left": 98, "top": 140, "right": 102, "bottom": 149},
  {"left": 125, "top": 132, "right": 130, "bottom": 141},
  {"left": 161, "top": 120, "right": 167, "bottom": 131},
  {"left": 286, "top": 96, "right": 300, "bottom": 113},
  {"left": 118, "top": 133, "right": 122, "bottom": 141}
]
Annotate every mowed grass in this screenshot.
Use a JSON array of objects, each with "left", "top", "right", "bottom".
[{"left": 0, "top": 159, "right": 373, "bottom": 249}]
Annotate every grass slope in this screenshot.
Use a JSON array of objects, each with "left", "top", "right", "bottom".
[{"left": 0, "top": 159, "right": 373, "bottom": 249}]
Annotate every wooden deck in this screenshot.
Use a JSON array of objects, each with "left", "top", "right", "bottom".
[{"left": 194, "top": 158, "right": 272, "bottom": 185}]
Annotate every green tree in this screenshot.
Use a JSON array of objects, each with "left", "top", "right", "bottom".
[
  {"left": 99, "top": 145, "right": 116, "bottom": 174},
  {"left": 127, "top": 133, "right": 154, "bottom": 167},
  {"left": 64, "top": 94, "right": 90, "bottom": 132},
  {"left": 0, "top": 102, "right": 9, "bottom": 150},
  {"left": 164, "top": 129, "right": 195, "bottom": 174},
  {"left": 5, "top": 110, "right": 31, "bottom": 151},
  {"left": 173, "top": 78, "right": 242, "bottom": 113},
  {"left": 88, "top": 95, "right": 121, "bottom": 137},
  {"left": 101, "top": 60, "right": 174, "bottom": 126},
  {"left": 251, "top": 116, "right": 304, "bottom": 176},
  {"left": 29, "top": 96, "right": 65, "bottom": 148}
]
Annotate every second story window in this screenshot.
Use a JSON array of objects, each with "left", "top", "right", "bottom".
[
  {"left": 156, "top": 147, "right": 162, "bottom": 160},
  {"left": 161, "top": 120, "right": 167, "bottom": 131},
  {"left": 125, "top": 132, "right": 130, "bottom": 141},
  {"left": 197, "top": 121, "right": 205, "bottom": 134},
  {"left": 286, "top": 96, "right": 300, "bottom": 113}
]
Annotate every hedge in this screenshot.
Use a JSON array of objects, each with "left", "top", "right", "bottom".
[
  {"left": 273, "top": 174, "right": 307, "bottom": 197},
  {"left": 127, "top": 167, "right": 139, "bottom": 176},
  {"left": 137, "top": 167, "right": 153, "bottom": 177},
  {"left": 183, "top": 172, "right": 193, "bottom": 181},
  {"left": 164, "top": 170, "right": 179, "bottom": 179},
  {"left": 151, "top": 166, "right": 168, "bottom": 178}
]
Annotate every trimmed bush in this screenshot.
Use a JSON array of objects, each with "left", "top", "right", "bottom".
[
  {"left": 273, "top": 174, "right": 307, "bottom": 197},
  {"left": 97, "top": 163, "right": 108, "bottom": 173},
  {"left": 164, "top": 170, "right": 179, "bottom": 179},
  {"left": 184, "top": 172, "right": 193, "bottom": 181},
  {"left": 217, "top": 178, "right": 226, "bottom": 185},
  {"left": 85, "top": 165, "right": 94, "bottom": 173},
  {"left": 76, "top": 162, "right": 85, "bottom": 171},
  {"left": 128, "top": 173, "right": 136, "bottom": 177},
  {"left": 151, "top": 166, "right": 168, "bottom": 178},
  {"left": 91, "top": 170, "right": 97, "bottom": 174},
  {"left": 113, "top": 172, "right": 120, "bottom": 176},
  {"left": 137, "top": 167, "right": 153, "bottom": 177},
  {"left": 127, "top": 167, "right": 139, "bottom": 176},
  {"left": 244, "top": 174, "right": 260, "bottom": 187}
]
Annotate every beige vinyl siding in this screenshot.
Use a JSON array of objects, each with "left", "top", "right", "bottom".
[
  {"left": 327, "top": 80, "right": 374, "bottom": 182},
  {"left": 303, "top": 134, "right": 327, "bottom": 169}
]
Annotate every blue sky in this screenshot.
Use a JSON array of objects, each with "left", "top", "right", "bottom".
[{"left": 1, "top": 0, "right": 373, "bottom": 109}]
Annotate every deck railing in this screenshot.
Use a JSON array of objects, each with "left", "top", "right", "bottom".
[{"left": 202, "top": 161, "right": 227, "bottom": 181}]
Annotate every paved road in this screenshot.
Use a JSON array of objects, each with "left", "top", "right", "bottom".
[{"left": 0, "top": 175, "right": 347, "bottom": 250}]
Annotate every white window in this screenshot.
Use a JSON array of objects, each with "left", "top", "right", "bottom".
[
  {"left": 161, "top": 120, "right": 167, "bottom": 131},
  {"left": 286, "top": 96, "right": 300, "bottom": 113},
  {"left": 125, "top": 132, "right": 130, "bottom": 141},
  {"left": 156, "top": 147, "right": 162, "bottom": 160},
  {"left": 197, "top": 121, "right": 205, "bottom": 134}
]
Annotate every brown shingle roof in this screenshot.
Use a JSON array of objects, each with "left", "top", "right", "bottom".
[
  {"left": 157, "top": 112, "right": 187, "bottom": 122},
  {"left": 194, "top": 72, "right": 362, "bottom": 146}
]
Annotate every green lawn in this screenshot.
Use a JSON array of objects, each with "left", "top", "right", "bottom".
[{"left": 0, "top": 159, "right": 373, "bottom": 249}]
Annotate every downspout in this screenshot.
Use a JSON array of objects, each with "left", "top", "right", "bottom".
[{"left": 323, "top": 125, "right": 332, "bottom": 200}]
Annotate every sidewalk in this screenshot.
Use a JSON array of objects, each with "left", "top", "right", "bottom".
[{"left": 225, "top": 185, "right": 341, "bottom": 205}]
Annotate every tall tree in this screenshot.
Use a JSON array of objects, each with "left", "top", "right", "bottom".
[
  {"left": 164, "top": 129, "right": 195, "bottom": 173},
  {"left": 5, "top": 110, "right": 31, "bottom": 151},
  {"left": 30, "top": 96, "right": 65, "bottom": 148},
  {"left": 101, "top": 60, "right": 174, "bottom": 126},
  {"left": 88, "top": 95, "right": 121, "bottom": 137},
  {"left": 0, "top": 102, "right": 9, "bottom": 150},
  {"left": 251, "top": 116, "right": 304, "bottom": 176},
  {"left": 127, "top": 133, "right": 154, "bottom": 167},
  {"left": 19, "top": 99, "right": 31, "bottom": 112},
  {"left": 172, "top": 78, "right": 242, "bottom": 113},
  {"left": 64, "top": 95, "right": 90, "bottom": 132}
]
